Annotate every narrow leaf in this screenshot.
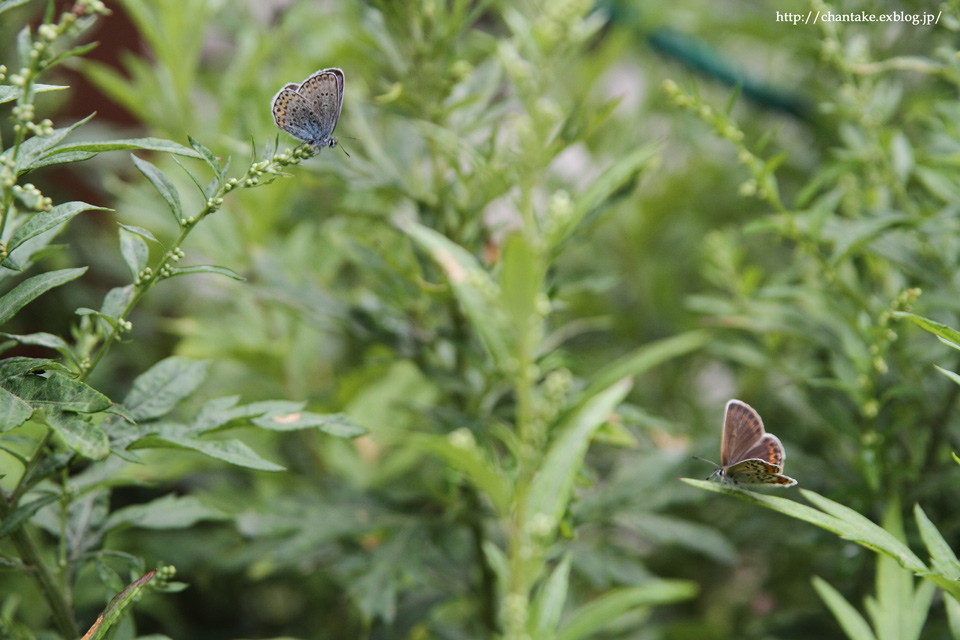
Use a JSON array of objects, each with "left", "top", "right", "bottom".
[
  {"left": 187, "top": 134, "right": 223, "bottom": 185},
  {"left": 3, "top": 371, "right": 111, "bottom": 413},
  {"left": 7, "top": 202, "right": 110, "bottom": 253},
  {"left": 122, "top": 357, "right": 209, "bottom": 421},
  {"left": 81, "top": 570, "right": 156, "bottom": 640},
  {"left": 131, "top": 154, "right": 183, "bottom": 223},
  {"left": 532, "top": 554, "right": 572, "bottom": 636},
  {"left": 26, "top": 150, "right": 98, "bottom": 170},
  {"left": 0, "top": 83, "right": 68, "bottom": 105},
  {"left": 557, "top": 581, "right": 697, "bottom": 640},
  {"left": 167, "top": 265, "right": 245, "bottom": 281},
  {"left": 250, "top": 411, "right": 366, "bottom": 438},
  {"left": 44, "top": 409, "right": 110, "bottom": 459},
  {"left": 128, "top": 436, "right": 285, "bottom": 471},
  {"left": 399, "top": 218, "right": 510, "bottom": 365},
  {"left": 0, "top": 0, "right": 38, "bottom": 19},
  {"left": 581, "top": 331, "right": 711, "bottom": 401},
  {"left": 15, "top": 113, "right": 96, "bottom": 175},
  {"left": 48, "top": 138, "right": 202, "bottom": 158},
  {"left": 117, "top": 224, "right": 159, "bottom": 244},
  {"left": 119, "top": 227, "right": 149, "bottom": 281},
  {"left": 558, "top": 144, "right": 658, "bottom": 245},
  {"left": 105, "top": 494, "right": 228, "bottom": 531},
  {"left": 0, "top": 267, "right": 87, "bottom": 326},
  {"left": 0, "top": 386, "right": 35, "bottom": 432},
  {"left": 934, "top": 365, "right": 960, "bottom": 387},
  {"left": 895, "top": 312, "right": 960, "bottom": 348},
  {"left": 524, "top": 378, "right": 632, "bottom": 532},
  {"left": 812, "top": 575, "right": 878, "bottom": 640},
  {"left": 0, "top": 493, "right": 59, "bottom": 539},
  {"left": 914, "top": 504, "right": 960, "bottom": 602},
  {"left": 804, "top": 491, "right": 927, "bottom": 573},
  {"left": 413, "top": 432, "right": 511, "bottom": 515}
]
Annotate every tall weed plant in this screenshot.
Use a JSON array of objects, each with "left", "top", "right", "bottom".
[{"left": 2, "top": 0, "right": 960, "bottom": 639}]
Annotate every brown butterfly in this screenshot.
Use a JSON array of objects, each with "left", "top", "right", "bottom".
[{"left": 700, "top": 399, "right": 797, "bottom": 487}]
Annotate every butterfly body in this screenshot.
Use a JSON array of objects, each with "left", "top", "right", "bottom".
[
  {"left": 271, "top": 67, "right": 344, "bottom": 149},
  {"left": 709, "top": 399, "right": 797, "bottom": 487}
]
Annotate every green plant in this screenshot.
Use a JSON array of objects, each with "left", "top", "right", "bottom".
[
  {"left": 670, "top": 0, "right": 960, "bottom": 635},
  {"left": 0, "top": 3, "right": 361, "bottom": 637}
]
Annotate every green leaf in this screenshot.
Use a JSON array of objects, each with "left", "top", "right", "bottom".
[
  {"left": 250, "top": 410, "right": 366, "bottom": 438},
  {"left": 3, "top": 371, "right": 111, "bottom": 413},
  {"left": 524, "top": 378, "right": 632, "bottom": 533},
  {"left": 0, "top": 83, "right": 68, "bottom": 105},
  {"left": 682, "top": 480, "right": 928, "bottom": 573},
  {"left": 557, "top": 144, "right": 659, "bottom": 245},
  {"left": 812, "top": 575, "right": 878, "bottom": 640},
  {"left": 105, "top": 494, "right": 229, "bottom": 531},
  {"left": 618, "top": 513, "right": 738, "bottom": 564},
  {"left": 895, "top": 312, "right": 960, "bottom": 348},
  {"left": 122, "top": 357, "right": 209, "bottom": 421},
  {"left": 399, "top": 218, "right": 510, "bottom": 365},
  {"left": 94, "top": 558, "right": 125, "bottom": 594},
  {"left": 43, "top": 40, "right": 99, "bottom": 70},
  {"left": 14, "top": 113, "right": 95, "bottom": 175},
  {"left": 0, "top": 385, "right": 35, "bottom": 432},
  {"left": 914, "top": 504, "right": 960, "bottom": 602},
  {"left": 412, "top": 432, "right": 511, "bottom": 515},
  {"left": 81, "top": 570, "right": 157, "bottom": 640},
  {"left": 119, "top": 227, "right": 149, "bottom": 282},
  {"left": 556, "top": 580, "right": 698, "bottom": 640},
  {"left": 100, "top": 285, "right": 134, "bottom": 320},
  {"left": 804, "top": 491, "right": 928, "bottom": 573},
  {"left": 6, "top": 202, "right": 110, "bottom": 253},
  {"left": 581, "top": 331, "right": 710, "bottom": 401},
  {"left": 0, "top": 493, "right": 58, "bottom": 539},
  {"left": 500, "top": 231, "right": 542, "bottom": 332},
  {"left": 117, "top": 224, "right": 159, "bottom": 244},
  {"left": 128, "top": 435, "right": 285, "bottom": 471},
  {"left": 131, "top": 154, "right": 183, "bottom": 223},
  {"left": 0, "top": 267, "right": 87, "bottom": 326},
  {"left": 946, "top": 596, "right": 960, "bottom": 638},
  {"left": 25, "top": 150, "right": 98, "bottom": 170},
  {"left": 44, "top": 409, "right": 110, "bottom": 459},
  {"left": 0, "top": 0, "right": 38, "bottom": 19},
  {"left": 0, "top": 342, "right": 72, "bottom": 366},
  {"left": 935, "top": 365, "right": 960, "bottom": 387},
  {"left": 17, "top": 25, "right": 30, "bottom": 70},
  {"left": 532, "top": 554, "right": 572, "bottom": 636},
  {"left": 47, "top": 138, "right": 202, "bottom": 158},
  {"left": 187, "top": 134, "right": 223, "bottom": 185},
  {"left": 166, "top": 265, "right": 245, "bottom": 281}
]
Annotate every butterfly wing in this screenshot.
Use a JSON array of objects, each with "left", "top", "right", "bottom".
[
  {"left": 297, "top": 68, "right": 344, "bottom": 142},
  {"left": 271, "top": 87, "right": 324, "bottom": 143},
  {"left": 724, "top": 459, "right": 797, "bottom": 486},
  {"left": 720, "top": 399, "right": 767, "bottom": 467},
  {"left": 740, "top": 433, "right": 786, "bottom": 470}
]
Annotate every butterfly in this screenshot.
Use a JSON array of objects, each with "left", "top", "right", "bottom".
[
  {"left": 700, "top": 399, "right": 797, "bottom": 487},
  {"left": 271, "top": 67, "right": 344, "bottom": 150}
]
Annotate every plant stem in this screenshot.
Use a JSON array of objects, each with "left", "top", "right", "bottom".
[{"left": 0, "top": 497, "right": 78, "bottom": 639}]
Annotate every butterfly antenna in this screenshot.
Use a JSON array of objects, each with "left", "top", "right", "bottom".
[
  {"left": 691, "top": 455, "right": 721, "bottom": 481},
  {"left": 339, "top": 144, "right": 351, "bottom": 158},
  {"left": 691, "top": 455, "right": 720, "bottom": 469}
]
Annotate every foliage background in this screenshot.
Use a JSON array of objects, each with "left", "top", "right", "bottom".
[{"left": 2, "top": 0, "right": 959, "bottom": 638}]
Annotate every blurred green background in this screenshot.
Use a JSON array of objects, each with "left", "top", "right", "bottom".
[{"left": 2, "top": 0, "right": 960, "bottom": 638}]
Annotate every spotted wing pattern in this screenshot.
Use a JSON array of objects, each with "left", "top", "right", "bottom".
[
  {"left": 713, "top": 399, "right": 798, "bottom": 488},
  {"left": 723, "top": 458, "right": 797, "bottom": 486},
  {"left": 272, "top": 88, "right": 323, "bottom": 143},
  {"left": 271, "top": 68, "right": 344, "bottom": 148}
]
